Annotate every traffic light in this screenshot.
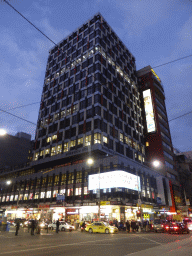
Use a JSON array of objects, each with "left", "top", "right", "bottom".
[{"left": 137, "top": 210, "right": 141, "bottom": 218}]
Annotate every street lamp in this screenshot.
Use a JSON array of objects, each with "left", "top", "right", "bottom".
[
  {"left": 0, "top": 129, "right": 7, "bottom": 136},
  {"left": 6, "top": 180, "right": 11, "bottom": 185},
  {"left": 87, "top": 157, "right": 101, "bottom": 221},
  {"left": 152, "top": 160, "right": 160, "bottom": 168}
]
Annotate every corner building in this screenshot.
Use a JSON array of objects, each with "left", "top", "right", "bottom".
[
  {"left": 0, "top": 14, "right": 174, "bottom": 223},
  {"left": 137, "top": 66, "right": 180, "bottom": 213}
]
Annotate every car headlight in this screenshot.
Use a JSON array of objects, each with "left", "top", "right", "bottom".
[{"left": 40, "top": 223, "right": 45, "bottom": 227}]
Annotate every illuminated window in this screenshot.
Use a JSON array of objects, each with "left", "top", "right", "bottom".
[
  {"left": 120, "top": 133, "right": 123, "bottom": 142},
  {"left": 146, "top": 142, "right": 149, "bottom": 147},
  {"left": 60, "top": 189, "right": 65, "bottom": 194},
  {"left": 133, "top": 141, "right": 136, "bottom": 149},
  {"left": 6, "top": 196, "right": 9, "bottom": 202},
  {"left": 52, "top": 134, "right": 57, "bottom": 141},
  {"left": 63, "top": 142, "right": 68, "bottom": 152},
  {"left": 10, "top": 195, "right": 14, "bottom": 201},
  {"left": 67, "top": 188, "right": 73, "bottom": 196},
  {"left": 66, "top": 107, "right": 71, "bottom": 116},
  {"left": 70, "top": 140, "right": 76, "bottom": 148},
  {"left": 51, "top": 147, "right": 56, "bottom": 156},
  {"left": 138, "top": 155, "right": 142, "bottom": 161},
  {"left": 34, "top": 152, "right": 39, "bottom": 161},
  {"left": 46, "top": 191, "right": 51, "bottom": 198},
  {"left": 40, "top": 192, "right": 45, "bottom": 199},
  {"left": 47, "top": 137, "right": 51, "bottom": 143},
  {"left": 61, "top": 110, "right": 66, "bottom": 118},
  {"left": 45, "top": 148, "right": 50, "bottom": 155},
  {"left": 85, "top": 135, "right": 91, "bottom": 146},
  {"left": 34, "top": 193, "right": 39, "bottom": 199},
  {"left": 40, "top": 150, "right": 44, "bottom": 157},
  {"left": 24, "top": 194, "right": 28, "bottom": 200},
  {"left": 73, "top": 104, "right": 78, "bottom": 112},
  {"left": 2, "top": 196, "right": 5, "bottom": 202},
  {"left": 78, "top": 137, "right": 83, "bottom": 145},
  {"left": 57, "top": 145, "right": 62, "bottom": 154},
  {"left": 75, "top": 188, "right": 82, "bottom": 196},
  {"left": 84, "top": 187, "right": 88, "bottom": 195},
  {"left": 53, "top": 190, "right": 58, "bottom": 198},
  {"left": 54, "top": 113, "right": 60, "bottom": 121},
  {"left": 94, "top": 133, "right": 101, "bottom": 144},
  {"left": 103, "top": 136, "right": 108, "bottom": 144}
]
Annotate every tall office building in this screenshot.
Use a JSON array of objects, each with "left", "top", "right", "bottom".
[
  {"left": 33, "top": 13, "right": 145, "bottom": 166},
  {"left": 0, "top": 14, "right": 174, "bottom": 222}
]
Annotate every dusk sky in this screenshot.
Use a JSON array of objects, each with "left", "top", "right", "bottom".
[{"left": 0, "top": 0, "right": 192, "bottom": 152}]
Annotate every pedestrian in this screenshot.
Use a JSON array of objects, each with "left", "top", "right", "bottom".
[
  {"left": 126, "top": 220, "right": 130, "bottom": 233},
  {"left": 31, "top": 219, "right": 35, "bottom": 235},
  {"left": 56, "top": 219, "right": 60, "bottom": 233},
  {"left": 15, "top": 219, "right": 20, "bottom": 236},
  {"left": 136, "top": 221, "right": 139, "bottom": 232},
  {"left": 36, "top": 220, "right": 40, "bottom": 234},
  {"left": 131, "top": 220, "right": 136, "bottom": 232},
  {"left": 28, "top": 219, "right": 31, "bottom": 233},
  {"left": 143, "top": 220, "right": 146, "bottom": 232}
]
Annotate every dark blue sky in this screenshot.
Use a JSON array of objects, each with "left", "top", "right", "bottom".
[{"left": 0, "top": 0, "right": 192, "bottom": 152}]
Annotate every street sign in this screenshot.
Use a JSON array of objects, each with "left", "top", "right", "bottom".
[
  {"left": 56, "top": 194, "right": 65, "bottom": 202},
  {"left": 137, "top": 199, "right": 141, "bottom": 206}
]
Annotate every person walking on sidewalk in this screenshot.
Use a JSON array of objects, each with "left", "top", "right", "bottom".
[
  {"left": 56, "top": 219, "right": 60, "bottom": 233},
  {"left": 31, "top": 219, "right": 35, "bottom": 235},
  {"left": 126, "top": 220, "right": 130, "bottom": 233},
  {"left": 15, "top": 219, "right": 20, "bottom": 236}
]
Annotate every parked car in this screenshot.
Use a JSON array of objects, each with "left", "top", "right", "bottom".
[
  {"left": 166, "top": 222, "right": 189, "bottom": 234},
  {"left": 48, "top": 221, "right": 74, "bottom": 231},
  {"left": 85, "top": 222, "right": 118, "bottom": 234},
  {"left": 60, "top": 222, "right": 74, "bottom": 232}
]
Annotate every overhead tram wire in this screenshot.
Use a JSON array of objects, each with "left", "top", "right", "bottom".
[
  {"left": 4, "top": 0, "right": 192, "bottom": 71},
  {"left": 0, "top": 108, "right": 36, "bottom": 126},
  {"left": 152, "top": 54, "right": 192, "bottom": 69},
  {"left": 168, "top": 110, "right": 192, "bottom": 122},
  {"left": 4, "top": 1, "right": 192, "bottom": 126},
  {"left": 0, "top": 102, "right": 40, "bottom": 113},
  {"left": 3, "top": 0, "right": 57, "bottom": 46}
]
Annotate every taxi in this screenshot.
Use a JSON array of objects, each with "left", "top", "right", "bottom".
[{"left": 85, "top": 222, "right": 118, "bottom": 234}]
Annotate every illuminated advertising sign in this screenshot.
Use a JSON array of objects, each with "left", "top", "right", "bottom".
[
  {"left": 151, "top": 69, "right": 161, "bottom": 82},
  {"left": 88, "top": 170, "right": 141, "bottom": 191},
  {"left": 143, "top": 89, "right": 156, "bottom": 133}
]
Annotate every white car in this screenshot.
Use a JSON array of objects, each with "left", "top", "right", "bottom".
[{"left": 48, "top": 221, "right": 74, "bottom": 231}]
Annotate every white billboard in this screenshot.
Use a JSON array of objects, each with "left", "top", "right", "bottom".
[
  {"left": 88, "top": 170, "right": 141, "bottom": 191},
  {"left": 143, "top": 89, "right": 156, "bottom": 133}
]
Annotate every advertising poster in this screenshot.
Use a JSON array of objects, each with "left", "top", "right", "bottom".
[{"left": 143, "top": 89, "right": 156, "bottom": 133}]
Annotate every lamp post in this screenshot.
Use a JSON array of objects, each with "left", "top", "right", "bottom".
[
  {"left": 0, "top": 129, "right": 7, "bottom": 136},
  {"left": 87, "top": 157, "right": 101, "bottom": 221}
]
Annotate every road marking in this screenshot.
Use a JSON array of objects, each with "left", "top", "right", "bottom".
[
  {"left": 0, "top": 237, "right": 137, "bottom": 254},
  {"left": 133, "top": 234, "right": 162, "bottom": 245}
]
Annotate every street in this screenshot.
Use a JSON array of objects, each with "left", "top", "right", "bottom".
[{"left": 0, "top": 227, "right": 192, "bottom": 256}]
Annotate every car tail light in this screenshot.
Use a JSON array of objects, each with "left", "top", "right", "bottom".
[
  {"left": 166, "top": 226, "right": 169, "bottom": 229},
  {"left": 174, "top": 226, "right": 178, "bottom": 230}
]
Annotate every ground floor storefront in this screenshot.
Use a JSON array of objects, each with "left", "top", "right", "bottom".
[{"left": 2, "top": 202, "right": 160, "bottom": 224}]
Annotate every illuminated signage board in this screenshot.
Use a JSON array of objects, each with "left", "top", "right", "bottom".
[
  {"left": 88, "top": 170, "right": 141, "bottom": 191},
  {"left": 143, "top": 89, "right": 156, "bottom": 133},
  {"left": 151, "top": 69, "right": 161, "bottom": 82}
]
